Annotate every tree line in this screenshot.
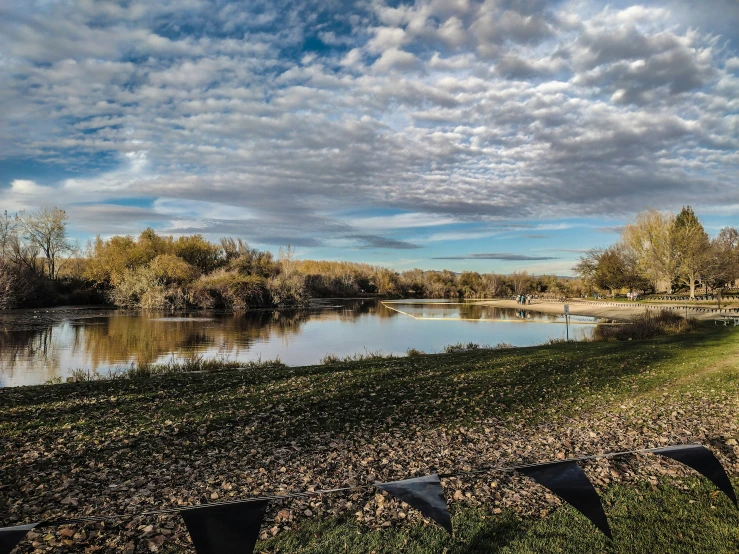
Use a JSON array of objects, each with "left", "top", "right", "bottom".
[
  {"left": 0, "top": 208, "right": 587, "bottom": 310},
  {"left": 0, "top": 208, "right": 89, "bottom": 309},
  {"left": 574, "top": 207, "right": 739, "bottom": 299}
]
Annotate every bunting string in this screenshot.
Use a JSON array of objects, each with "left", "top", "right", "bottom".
[
  {"left": 24, "top": 442, "right": 734, "bottom": 527},
  {"left": 3, "top": 442, "right": 737, "bottom": 554}
]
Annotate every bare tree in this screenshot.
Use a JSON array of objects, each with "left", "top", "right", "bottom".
[
  {"left": 19, "top": 207, "right": 72, "bottom": 280},
  {"left": 278, "top": 244, "right": 296, "bottom": 277},
  {"left": 0, "top": 210, "right": 17, "bottom": 259},
  {"left": 9, "top": 231, "right": 41, "bottom": 274},
  {"left": 620, "top": 209, "right": 677, "bottom": 292},
  {"left": 509, "top": 271, "right": 530, "bottom": 295},
  {"left": 220, "top": 237, "right": 251, "bottom": 263},
  {"left": 573, "top": 248, "right": 601, "bottom": 286},
  {"left": 481, "top": 272, "right": 500, "bottom": 297}
]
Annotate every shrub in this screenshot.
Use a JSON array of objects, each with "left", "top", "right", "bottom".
[
  {"left": 108, "top": 265, "right": 160, "bottom": 308},
  {"left": 59, "top": 356, "right": 289, "bottom": 385},
  {"left": 266, "top": 273, "right": 308, "bottom": 307},
  {"left": 68, "top": 368, "right": 101, "bottom": 382},
  {"left": 228, "top": 248, "right": 280, "bottom": 278},
  {"left": 149, "top": 254, "right": 200, "bottom": 284},
  {"left": 173, "top": 234, "right": 223, "bottom": 274},
  {"left": 320, "top": 353, "right": 341, "bottom": 365},
  {"left": 0, "top": 259, "right": 49, "bottom": 309},
  {"left": 241, "top": 356, "right": 286, "bottom": 369},
  {"left": 124, "top": 362, "right": 156, "bottom": 379},
  {"left": 53, "top": 277, "right": 107, "bottom": 306},
  {"left": 189, "top": 270, "right": 270, "bottom": 309},
  {"left": 302, "top": 273, "right": 361, "bottom": 297},
  {"left": 406, "top": 348, "right": 425, "bottom": 357},
  {"left": 594, "top": 310, "right": 700, "bottom": 341},
  {"left": 341, "top": 349, "right": 391, "bottom": 362},
  {"left": 443, "top": 342, "right": 481, "bottom": 353}
]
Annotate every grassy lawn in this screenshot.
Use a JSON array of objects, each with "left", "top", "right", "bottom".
[
  {"left": 257, "top": 478, "right": 739, "bottom": 554},
  {"left": 1, "top": 324, "right": 738, "bottom": 552}
]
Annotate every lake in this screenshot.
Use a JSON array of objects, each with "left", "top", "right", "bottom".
[{"left": 0, "top": 299, "right": 599, "bottom": 387}]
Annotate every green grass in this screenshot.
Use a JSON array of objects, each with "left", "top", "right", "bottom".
[{"left": 257, "top": 478, "right": 739, "bottom": 553}]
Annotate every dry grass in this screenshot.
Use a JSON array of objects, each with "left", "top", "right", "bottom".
[{"left": 594, "top": 309, "right": 700, "bottom": 341}]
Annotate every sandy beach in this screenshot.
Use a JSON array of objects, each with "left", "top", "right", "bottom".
[{"left": 479, "top": 299, "right": 737, "bottom": 321}]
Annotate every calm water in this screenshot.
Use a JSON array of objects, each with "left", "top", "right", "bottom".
[{"left": 0, "top": 299, "right": 598, "bottom": 387}]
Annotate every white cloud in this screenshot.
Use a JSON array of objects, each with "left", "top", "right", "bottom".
[
  {"left": 0, "top": 0, "right": 737, "bottom": 250},
  {"left": 372, "top": 48, "right": 419, "bottom": 71},
  {"left": 152, "top": 198, "right": 257, "bottom": 221},
  {"left": 367, "top": 27, "right": 409, "bottom": 52},
  {"left": 350, "top": 212, "right": 459, "bottom": 230}
]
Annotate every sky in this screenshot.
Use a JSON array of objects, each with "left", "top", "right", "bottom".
[{"left": 1, "top": 0, "right": 738, "bottom": 275}]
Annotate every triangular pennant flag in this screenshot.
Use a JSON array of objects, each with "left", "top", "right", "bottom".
[
  {"left": 0, "top": 523, "right": 37, "bottom": 554},
  {"left": 518, "top": 461, "right": 612, "bottom": 538},
  {"left": 652, "top": 444, "right": 737, "bottom": 507},
  {"left": 181, "top": 500, "right": 268, "bottom": 554},
  {"left": 375, "top": 474, "right": 452, "bottom": 534}
]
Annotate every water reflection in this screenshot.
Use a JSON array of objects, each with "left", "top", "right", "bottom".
[
  {"left": 385, "top": 302, "right": 599, "bottom": 324},
  {"left": 0, "top": 300, "right": 595, "bottom": 387}
]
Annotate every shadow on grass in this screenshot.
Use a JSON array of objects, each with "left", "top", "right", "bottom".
[
  {"left": 2, "top": 326, "right": 737, "bottom": 448},
  {"left": 256, "top": 507, "right": 527, "bottom": 554},
  {"left": 256, "top": 477, "right": 739, "bottom": 554}
]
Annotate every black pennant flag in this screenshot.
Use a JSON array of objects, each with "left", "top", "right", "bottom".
[
  {"left": 518, "top": 461, "right": 612, "bottom": 538},
  {"left": 0, "top": 523, "right": 37, "bottom": 554},
  {"left": 181, "top": 500, "right": 268, "bottom": 554},
  {"left": 652, "top": 444, "right": 738, "bottom": 507},
  {"left": 375, "top": 474, "right": 453, "bottom": 534}
]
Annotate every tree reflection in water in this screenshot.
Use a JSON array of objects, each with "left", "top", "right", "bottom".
[
  {"left": 0, "top": 300, "right": 596, "bottom": 387},
  {"left": 0, "top": 299, "right": 395, "bottom": 385}
]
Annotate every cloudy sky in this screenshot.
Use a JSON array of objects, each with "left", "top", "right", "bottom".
[{"left": 1, "top": 0, "right": 738, "bottom": 274}]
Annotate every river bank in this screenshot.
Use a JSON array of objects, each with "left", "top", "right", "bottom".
[{"left": 2, "top": 324, "right": 738, "bottom": 552}]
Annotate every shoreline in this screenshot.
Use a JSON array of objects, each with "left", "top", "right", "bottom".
[{"left": 478, "top": 298, "right": 738, "bottom": 321}]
